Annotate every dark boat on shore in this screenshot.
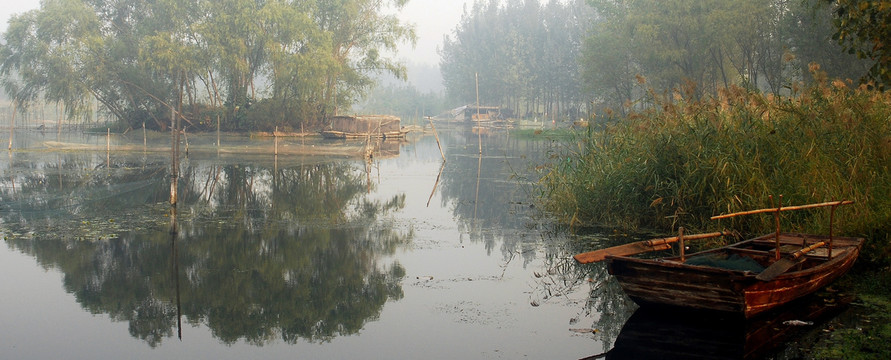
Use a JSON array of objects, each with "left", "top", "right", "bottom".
[{"left": 574, "top": 200, "right": 864, "bottom": 319}]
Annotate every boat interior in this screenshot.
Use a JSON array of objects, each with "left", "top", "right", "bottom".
[{"left": 679, "top": 235, "right": 851, "bottom": 273}]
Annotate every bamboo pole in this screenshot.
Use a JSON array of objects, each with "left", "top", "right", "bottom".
[
  {"left": 8, "top": 101, "right": 17, "bottom": 150},
  {"left": 170, "top": 105, "right": 177, "bottom": 206},
  {"left": 428, "top": 117, "right": 446, "bottom": 162},
  {"left": 57, "top": 102, "right": 62, "bottom": 138},
  {"left": 678, "top": 227, "right": 686, "bottom": 262},
  {"left": 216, "top": 114, "right": 221, "bottom": 148},
  {"left": 427, "top": 161, "right": 446, "bottom": 207},
  {"left": 710, "top": 200, "right": 854, "bottom": 220},
  {"left": 773, "top": 195, "right": 782, "bottom": 260},
  {"left": 475, "top": 72, "right": 482, "bottom": 155},
  {"left": 183, "top": 128, "right": 189, "bottom": 157}
]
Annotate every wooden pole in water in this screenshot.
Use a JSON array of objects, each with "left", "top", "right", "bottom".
[
  {"left": 170, "top": 105, "right": 177, "bottom": 206},
  {"left": 8, "top": 101, "right": 16, "bottom": 150},
  {"left": 216, "top": 114, "right": 221, "bottom": 149},
  {"left": 274, "top": 126, "right": 279, "bottom": 155},
  {"left": 143, "top": 122, "right": 147, "bottom": 151},
  {"left": 428, "top": 117, "right": 445, "bottom": 162},
  {"left": 475, "top": 72, "right": 482, "bottom": 155},
  {"left": 106, "top": 128, "right": 110, "bottom": 167},
  {"left": 57, "top": 102, "right": 62, "bottom": 138}
]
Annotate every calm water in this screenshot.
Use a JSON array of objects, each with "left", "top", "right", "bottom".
[{"left": 1, "top": 128, "right": 635, "bottom": 359}]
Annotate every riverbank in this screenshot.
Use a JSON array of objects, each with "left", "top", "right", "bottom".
[
  {"left": 539, "top": 77, "right": 889, "bottom": 260},
  {"left": 538, "top": 77, "right": 890, "bottom": 358}
]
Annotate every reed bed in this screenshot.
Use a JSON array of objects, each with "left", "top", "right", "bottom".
[{"left": 540, "top": 73, "right": 890, "bottom": 261}]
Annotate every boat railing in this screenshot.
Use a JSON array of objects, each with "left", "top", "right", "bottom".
[{"left": 711, "top": 198, "right": 853, "bottom": 260}]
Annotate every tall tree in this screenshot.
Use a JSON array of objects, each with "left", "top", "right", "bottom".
[
  {"left": 827, "top": 0, "right": 891, "bottom": 86},
  {"left": 313, "top": 0, "right": 416, "bottom": 119},
  {"left": 580, "top": 0, "right": 876, "bottom": 115}
]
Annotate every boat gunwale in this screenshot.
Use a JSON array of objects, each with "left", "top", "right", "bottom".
[
  {"left": 607, "top": 233, "right": 863, "bottom": 279},
  {"left": 606, "top": 232, "right": 865, "bottom": 317}
]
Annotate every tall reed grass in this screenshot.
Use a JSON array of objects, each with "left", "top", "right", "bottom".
[{"left": 540, "top": 70, "right": 890, "bottom": 262}]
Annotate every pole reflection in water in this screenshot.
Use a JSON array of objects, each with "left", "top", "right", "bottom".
[
  {"left": 427, "top": 161, "right": 446, "bottom": 207},
  {"left": 170, "top": 104, "right": 182, "bottom": 340},
  {"left": 170, "top": 203, "right": 182, "bottom": 341}
]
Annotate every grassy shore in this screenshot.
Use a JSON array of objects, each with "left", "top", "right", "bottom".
[
  {"left": 539, "top": 73, "right": 890, "bottom": 357},
  {"left": 539, "top": 74, "right": 889, "bottom": 263}
]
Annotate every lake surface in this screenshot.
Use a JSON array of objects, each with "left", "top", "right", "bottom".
[{"left": 1, "top": 127, "right": 638, "bottom": 359}]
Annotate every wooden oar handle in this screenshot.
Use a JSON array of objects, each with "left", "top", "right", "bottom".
[
  {"left": 790, "top": 241, "right": 827, "bottom": 260},
  {"left": 644, "top": 231, "right": 731, "bottom": 247}
]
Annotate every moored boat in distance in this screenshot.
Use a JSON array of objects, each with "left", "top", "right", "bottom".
[{"left": 320, "top": 115, "right": 409, "bottom": 139}]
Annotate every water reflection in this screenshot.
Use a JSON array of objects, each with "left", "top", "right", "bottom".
[
  {"left": 603, "top": 292, "right": 850, "bottom": 360},
  {"left": 2, "top": 130, "right": 639, "bottom": 357},
  {"left": 437, "top": 129, "right": 557, "bottom": 261},
  {"left": 1, "top": 150, "right": 408, "bottom": 346}
]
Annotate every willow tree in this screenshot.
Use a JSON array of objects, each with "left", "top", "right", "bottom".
[
  {"left": 313, "top": 0, "right": 416, "bottom": 121},
  {"left": 0, "top": 1, "right": 101, "bottom": 128},
  {"left": 0, "top": 0, "right": 415, "bottom": 132}
]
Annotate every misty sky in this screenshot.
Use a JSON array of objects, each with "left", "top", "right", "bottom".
[{"left": 0, "top": 0, "right": 473, "bottom": 67}]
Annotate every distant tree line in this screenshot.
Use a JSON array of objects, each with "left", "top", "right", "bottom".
[
  {"left": 0, "top": 0, "right": 415, "bottom": 132},
  {"left": 582, "top": 0, "right": 874, "bottom": 115},
  {"left": 351, "top": 63, "right": 447, "bottom": 124},
  {"left": 440, "top": 0, "right": 595, "bottom": 121},
  {"left": 353, "top": 83, "right": 445, "bottom": 125},
  {"left": 441, "top": 0, "right": 881, "bottom": 121}
]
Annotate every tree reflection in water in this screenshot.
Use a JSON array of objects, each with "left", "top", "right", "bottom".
[
  {"left": 1, "top": 152, "right": 408, "bottom": 346},
  {"left": 1, "top": 131, "right": 639, "bottom": 356},
  {"left": 430, "top": 130, "right": 638, "bottom": 350},
  {"left": 527, "top": 229, "right": 638, "bottom": 351}
]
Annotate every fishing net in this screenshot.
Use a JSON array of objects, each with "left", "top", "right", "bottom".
[{"left": 686, "top": 252, "right": 766, "bottom": 273}]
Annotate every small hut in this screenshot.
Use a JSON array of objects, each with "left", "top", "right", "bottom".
[
  {"left": 321, "top": 115, "right": 406, "bottom": 139},
  {"left": 463, "top": 106, "right": 501, "bottom": 122}
]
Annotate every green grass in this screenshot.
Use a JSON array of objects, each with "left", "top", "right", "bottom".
[
  {"left": 538, "top": 75, "right": 890, "bottom": 262},
  {"left": 510, "top": 127, "right": 578, "bottom": 139},
  {"left": 808, "top": 270, "right": 891, "bottom": 359}
]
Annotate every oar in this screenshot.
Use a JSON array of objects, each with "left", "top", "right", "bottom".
[
  {"left": 755, "top": 241, "right": 827, "bottom": 281},
  {"left": 573, "top": 231, "right": 730, "bottom": 264}
]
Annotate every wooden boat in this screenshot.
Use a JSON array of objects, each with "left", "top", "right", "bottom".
[
  {"left": 575, "top": 200, "right": 864, "bottom": 318},
  {"left": 607, "top": 232, "right": 863, "bottom": 318}
]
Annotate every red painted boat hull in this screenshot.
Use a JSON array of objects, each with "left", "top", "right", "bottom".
[{"left": 607, "top": 233, "right": 863, "bottom": 318}]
